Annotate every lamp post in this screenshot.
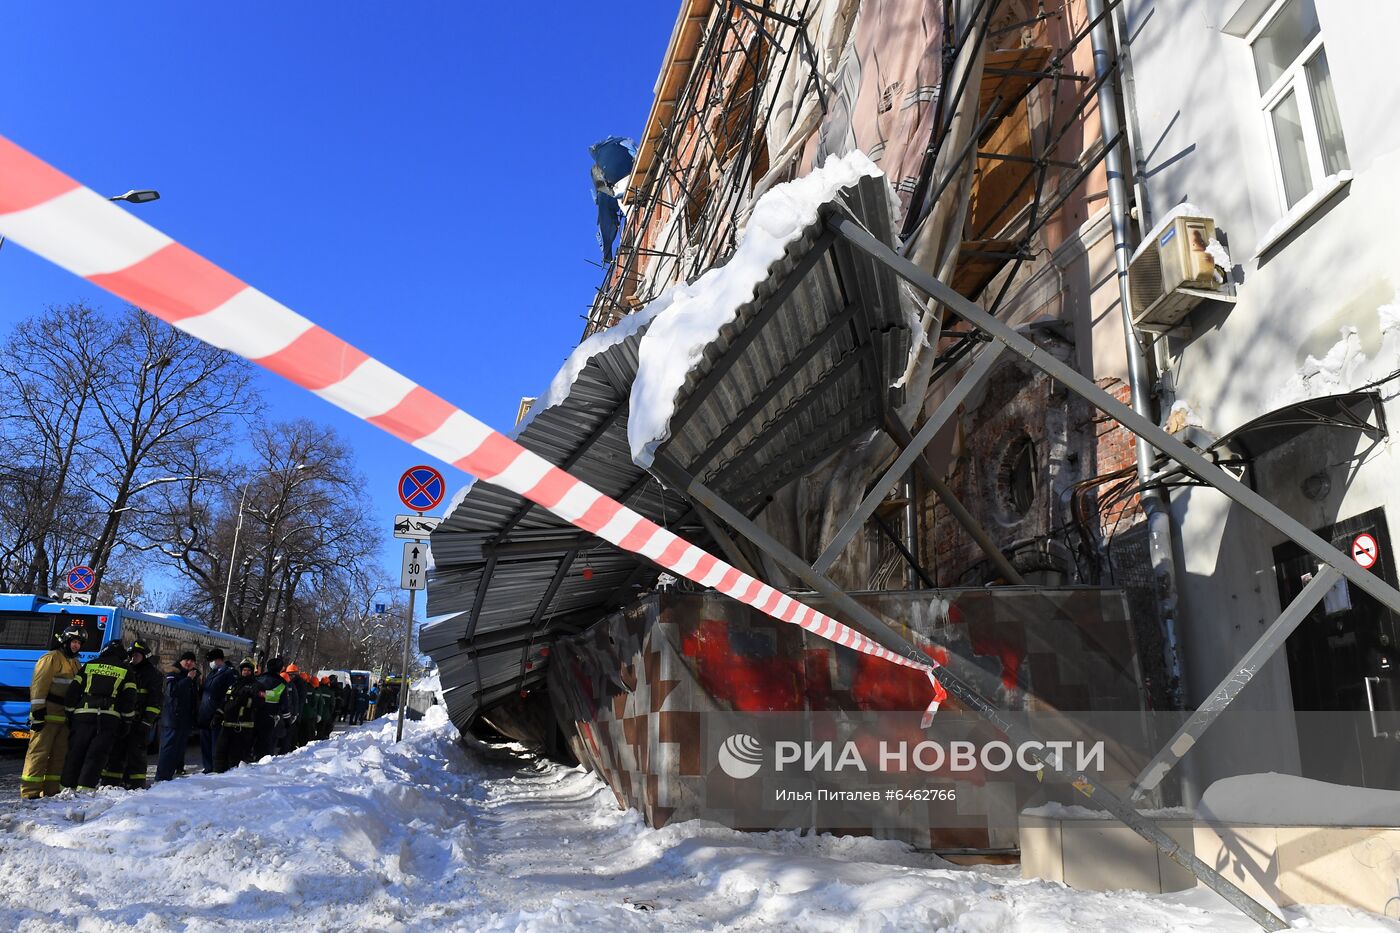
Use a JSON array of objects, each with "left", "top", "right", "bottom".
[{"left": 218, "top": 462, "right": 306, "bottom": 632}]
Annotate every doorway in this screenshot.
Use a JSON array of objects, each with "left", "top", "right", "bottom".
[{"left": 1273, "top": 508, "right": 1399, "bottom": 788}]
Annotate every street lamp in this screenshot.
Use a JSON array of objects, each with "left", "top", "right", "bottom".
[
  {"left": 1, "top": 188, "right": 161, "bottom": 253},
  {"left": 218, "top": 462, "right": 306, "bottom": 632},
  {"left": 109, "top": 189, "right": 160, "bottom": 204}
]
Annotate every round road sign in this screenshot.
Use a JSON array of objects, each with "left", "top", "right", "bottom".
[
  {"left": 1351, "top": 533, "right": 1379, "bottom": 570},
  {"left": 398, "top": 465, "right": 446, "bottom": 513},
  {"left": 66, "top": 565, "right": 95, "bottom": 592}
]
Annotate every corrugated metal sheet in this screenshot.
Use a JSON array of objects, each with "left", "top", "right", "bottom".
[
  {"left": 422, "top": 314, "right": 702, "bottom": 728},
  {"left": 656, "top": 175, "right": 910, "bottom": 512},
  {"left": 424, "top": 174, "right": 909, "bottom": 730}
]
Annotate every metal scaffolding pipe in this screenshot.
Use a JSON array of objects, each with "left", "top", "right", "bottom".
[{"left": 1086, "top": 0, "right": 1188, "bottom": 722}]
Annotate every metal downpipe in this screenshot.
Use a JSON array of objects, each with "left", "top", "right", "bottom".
[{"left": 1086, "top": 1, "right": 1188, "bottom": 721}]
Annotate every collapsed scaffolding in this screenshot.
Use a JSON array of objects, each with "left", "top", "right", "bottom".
[
  {"left": 583, "top": 0, "right": 1150, "bottom": 601},
  {"left": 0, "top": 5, "right": 1390, "bottom": 927},
  {"left": 432, "top": 2, "right": 1400, "bottom": 929}
]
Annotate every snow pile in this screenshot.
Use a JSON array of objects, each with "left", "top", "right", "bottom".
[
  {"left": 0, "top": 708, "right": 482, "bottom": 931},
  {"left": 1254, "top": 170, "right": 1354, "bottom": 257},
  {"left": 1021, "top": 802, "right": 1194, "bottom": 821},
  {"left": 2, "top": 714, "right": 1397, "bottom": 931},
  {"left": 1204, "top": 237, "right": 1231, "bottom": 273},
  {"left": 1269, "top": 286, "right": 1400, "bottom": 408},
  {"left": 1199, "top": 772, "right": 1400, "bottom": 827},
  {"left": 414, "top": 669, "right": 442, "bottom": 695},
  {"left": 628, "top": 150, "right": 892, "bottom": 467},
  {"left": 1162, "top": 399, "right": 1207, "bottom": 433}
]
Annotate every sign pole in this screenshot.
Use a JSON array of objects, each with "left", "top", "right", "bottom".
[
  {"left": 395, "top": 587, "right": 415, "bottom": 743},
  {"left": 393, "top": 466, "right": 439, "bottom": 743}
]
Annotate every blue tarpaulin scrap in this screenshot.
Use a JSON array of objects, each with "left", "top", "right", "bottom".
[{"left": 590, "top": 136, "right": 636, "bottom": 264}]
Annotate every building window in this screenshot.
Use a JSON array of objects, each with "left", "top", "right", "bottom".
[
  {"left": 998, "top": 435, "right": 1037, "bottom": 520},
  {"left": 1248, "top": 0, "right": 1349, "bottom": 210}
]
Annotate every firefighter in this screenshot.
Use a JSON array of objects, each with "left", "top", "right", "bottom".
[
  {"left": 20, "top": 625, "right": 84, "bottom": 799},
  {"left": 213, "top": 658, "right": 260, "bottom": 772},
  {"left": 61, "top": 640, "right": 136, "bottom": 791},
  {"left": 254, "top": 658, "right": 289, "bottom": 759},
  {"left": 101, "top": 639, "right": 163, "bottom": 789}
]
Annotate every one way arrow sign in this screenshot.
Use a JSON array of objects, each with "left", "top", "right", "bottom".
[{"left": 401, "top": 541, "right": 426, "bottom": 591}]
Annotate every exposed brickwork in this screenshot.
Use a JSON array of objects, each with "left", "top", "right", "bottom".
[
  {"left": 921, "top": 332, "right": 1098, "bottom": 585},
  {"left": 1091, "top": 379, "right": 1144, "bottom": 534}
]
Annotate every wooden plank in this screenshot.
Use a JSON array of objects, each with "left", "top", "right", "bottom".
[
  {"left": 952, "top": 238, "right": 1018, "bottom": 299},
  {"left": 969, "top": 95, "right": 1036, "bottom": 237},
  {"left": 979, "top": 46, "right": 1052, "bottom": 129}
]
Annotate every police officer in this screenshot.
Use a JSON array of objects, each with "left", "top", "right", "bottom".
[
  {"left": 254, "top": 658, "right": 289, "bottom": 759},
  {"left": 198, "top": 648, "right": 235, "bottom": 774},
  {"left": 102, "top": 639, "right": 163, "bottom": 789},
  {"left": 61, "top": 640, "right": 136, "bottom": 790},
  {"left": 155, "top": 650, "right": 200, "bottom": 781},
  {"left": 20, "top": 625, "right": 83, "bottom": 798},
  {"left": 213, "top": 658, "right": 261, "bottom": 771}
]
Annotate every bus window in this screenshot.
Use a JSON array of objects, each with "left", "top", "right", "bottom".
[
  {"left": 0, "top": 612, "right": 52, "bottom": 651},
  {"left": 0, "top": 612, "right": 100, "bottom": 652}
]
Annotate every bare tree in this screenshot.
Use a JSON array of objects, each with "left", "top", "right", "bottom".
[
  {"left": 80, "top": 308, "right": 258, "bottom": 594},
  {"left": 141, "top": 439, "right": 235, "bottom": 616},
  {"left": 150, "top": 419, "right": 378, "bottom": 658},
  {"left": 0, "top": 303, "right": 118, "bottom": 593}
]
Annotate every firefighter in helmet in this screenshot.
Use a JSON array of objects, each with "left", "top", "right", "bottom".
[
  {"left": 61, "top": 639, "right": 137, "bottom": 791},
  {"left": 101, "top": 639, "right": 163, "bottom": 789},
  {"left": 19, "top": 624, "right": 84, "bottom": 798}
]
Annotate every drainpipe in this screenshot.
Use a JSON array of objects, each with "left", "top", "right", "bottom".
[{"left": 1087, "top": 1, "right": 1188, "bottom": 723}]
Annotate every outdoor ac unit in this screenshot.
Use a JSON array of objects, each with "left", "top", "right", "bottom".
[{"left": 1128, "top": 215, "right": 1219, "bottom": 332}]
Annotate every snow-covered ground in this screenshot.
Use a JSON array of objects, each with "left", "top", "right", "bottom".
[{"left": 1, "top": 711, "right": 1394, "bottom": 932}]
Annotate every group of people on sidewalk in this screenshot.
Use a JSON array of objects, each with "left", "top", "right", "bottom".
[{"left": 19, "top": 626, "right": 369, "bottom": 799}]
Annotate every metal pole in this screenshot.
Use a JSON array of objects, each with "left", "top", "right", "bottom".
[
  {"left": 396, "top": 587, "right": 415, "bottom": 742},
  {"left": 827, "top": 213, "right": 1400, "bottom": 620},
  {"left": 883, "top": 413, "right": 1028, "bottom": 586},
  {"left": 218, "top": 480, "right": 252, "bottom": 633},
  {"left": 1131, "top": 565, "right": 1341, "bottom": 798},
  {"left": 677, "top": 470, "right": 1287, "bottom": 931},
  {"left": 814, "top": 344, "right": 1007, "bottom": 575},
  {"left": 1086, "top": 0, "right": 1188, "bottom": 716}
]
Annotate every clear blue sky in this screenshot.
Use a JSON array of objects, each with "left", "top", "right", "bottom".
[{"left": 0, "top": 3, "right": 676, "bottom": 610}]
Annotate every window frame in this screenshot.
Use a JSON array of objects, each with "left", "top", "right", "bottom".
[{"left": 1246, "top": 0, "right": 1343, "bottom": 213}]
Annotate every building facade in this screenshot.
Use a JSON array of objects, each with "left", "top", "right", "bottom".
[
  {"left": 575, "top": 0, "right": 1400, "bottom": 799},
  {"left": 1116, "top": 0, "right": 1400, "bottom": 792}
]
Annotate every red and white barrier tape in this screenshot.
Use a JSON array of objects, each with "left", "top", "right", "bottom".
[{"left": 0, "top": 134, "right": 947, "bottom": 720}]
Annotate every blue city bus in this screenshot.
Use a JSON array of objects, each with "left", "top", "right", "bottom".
[{"left": 0, "top": 594, "right": 251, "bottom": 740}]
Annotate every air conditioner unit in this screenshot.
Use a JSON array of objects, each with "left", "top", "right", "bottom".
[{"left": 1128, "top": 215, "right": 1220, "bottom": 332}]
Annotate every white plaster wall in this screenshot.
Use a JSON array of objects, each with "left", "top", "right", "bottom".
[{"left": 1117, "top": 0, "right": 1400, "bottom": 789}]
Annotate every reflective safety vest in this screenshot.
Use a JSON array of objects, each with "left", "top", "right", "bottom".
[
  {"left": 221, "top": 679, "right": 259, "bottom": 730},
  {"left": 70, "top": 653, "right": 135, "bottom": 719}
]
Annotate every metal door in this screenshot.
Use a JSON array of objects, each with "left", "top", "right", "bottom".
[{"left": 1273, "top": 508, "right": 1399, "bottom": 788}]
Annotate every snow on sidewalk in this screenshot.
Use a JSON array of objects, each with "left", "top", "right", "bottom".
[{"left": 0, "top": 710, "right": 1394, "bottom": 932}]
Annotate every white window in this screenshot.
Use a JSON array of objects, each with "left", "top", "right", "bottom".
[{"left": 1247, "top": 0, "right": 1349, "bottom": 211}]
